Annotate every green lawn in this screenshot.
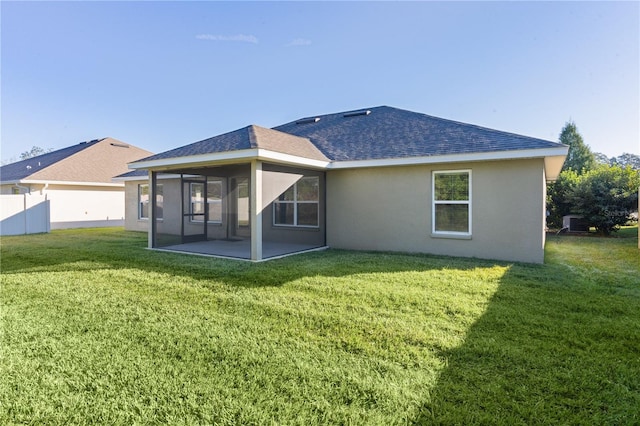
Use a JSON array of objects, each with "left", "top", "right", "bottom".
[{"left": 1, "top": 227, "right": 638, "bottom": 425}]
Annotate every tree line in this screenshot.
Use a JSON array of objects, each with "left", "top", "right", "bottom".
[{"left": 547, "top": 122, "right": 639, "bottom": 235}]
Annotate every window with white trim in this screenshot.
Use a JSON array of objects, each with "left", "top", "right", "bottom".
[
  {"left": 432, "top": 170, "right": 471, "bottom": 235},
  {"left": 139, "top": 183, "right": 163, "bottom": 220},
  {"left": 190, "top": 179, "right": 223, "bottom": 223},
  {"left": 274, "top": 176, "right": 319, "bottom": 227}
]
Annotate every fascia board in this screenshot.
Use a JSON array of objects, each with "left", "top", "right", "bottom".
[
  {"left": 112, "top": 173, "right": 183, "bottom": 182},
  {"left": 255, "top": 149, "right": 330, "bottom": 169},
  {"left": 130, "top": 149, "right": 330, "bottom": 171},
  {"left": 126, "top": 146, "right": 568, "bottom": 174},
  {"left": 328, "top": 147, "right": 569, "bottom": 170},
  {"left": 129, "top": 149, "right": 259, "bottom": 171}
]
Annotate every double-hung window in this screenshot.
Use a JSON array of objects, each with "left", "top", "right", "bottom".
[
  {"left": 190, "top": 179, "right": 223, "bottom": 223},
  {"left": 138, "top": 183, "right": 163, "bottom": 220},
  {"left": 432, "top": 170, "right": 471, "bottom": 236},
  {"left": 274, "top": 176, "right": 319, "bottom": 227}
]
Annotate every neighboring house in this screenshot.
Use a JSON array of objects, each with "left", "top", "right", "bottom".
[
  {"left": 0, "top": 138, "right": 153, "bottom": 233},
  {"left": 118, "top": 106, "right": 568, "bottom": 263}
]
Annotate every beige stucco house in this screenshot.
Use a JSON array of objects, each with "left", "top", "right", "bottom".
[
  {"left": 0, "top": 138, "right": 152, "bottom": 232},
  {"left": 118, "top": 106, "right": 568, "bottom": 263}
]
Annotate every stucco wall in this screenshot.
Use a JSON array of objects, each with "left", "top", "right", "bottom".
[
  {"left": 261, "top": 164, "right": 325, "bottom": 247},
  {"left": 325, "top": 158, "right": 546, "bottom": 263},
  {"left": 45, "top": 185, "right": 124, "bottom": 228},
  {"left": 124, "top": 181, "right": 149, "bottom": 232},
  {"left": 2, "top": 183, "right": 124, "bottom": 230}
]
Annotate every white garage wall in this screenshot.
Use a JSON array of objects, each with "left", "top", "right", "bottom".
[{"left": 46, "top": 184, "right": 125, "bottom": 229}]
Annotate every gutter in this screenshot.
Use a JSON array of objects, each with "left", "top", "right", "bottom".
[{"left": 13, "top": 183, "right": 31, "bottom": 194}]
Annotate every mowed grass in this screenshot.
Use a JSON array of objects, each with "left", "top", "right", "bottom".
[{"left": 1, "top": 227, "right": 638, "bottom": 425}]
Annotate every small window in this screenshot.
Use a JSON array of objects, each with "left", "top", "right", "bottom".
[
  {"left": 432, "top": 170, "right": 471, "bottom": 235},
  {"left": 274, "top": 176, "right": 319, "bottom": 228},
  {"left": 190, "top": 179, "right": 223, "bottom": 223},
  {"left": 139, "top": 183, "right": 163, "bottom": 220}
]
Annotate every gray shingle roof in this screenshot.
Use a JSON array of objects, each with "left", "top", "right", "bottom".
[
  {"left": 130, "top": 106, "right": 565, "bottom": 170},
  {"left": 114, "top": 169, "right": 149, "bottom": 179},
  {"left": 0, "top": 139, "right": 102, "bottom": 182},
  {"left": 132, "top": 125, "right": 328, "bottom": 164},
  {"left": 274, "top": 106, "right": 562, "bottom": 161}
]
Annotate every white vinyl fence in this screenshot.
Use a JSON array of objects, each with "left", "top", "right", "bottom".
[{"left": 0, "top": 194, "right": 51, "bottom": 236}]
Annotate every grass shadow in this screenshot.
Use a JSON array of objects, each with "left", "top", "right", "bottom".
[{"left": 414, "top": 259, "right": 640, "bottom": 424}]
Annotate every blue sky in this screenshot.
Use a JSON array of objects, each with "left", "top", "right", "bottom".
[{"left": 1, "top": 1, "right": 638, "bottom": 162}]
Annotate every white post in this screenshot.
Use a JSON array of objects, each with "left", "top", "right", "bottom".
[
  {"left": 148, "top": 172, "right": 154, "bottom": 249},
  {"left": 250, "top": 160, "right": 263, "bottom": 261}
]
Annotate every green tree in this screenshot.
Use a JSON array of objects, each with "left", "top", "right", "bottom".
[
  {"left": 559, "top": 121, "right": 595, "bottom": 174},
  {"left": 546, "top": 169, "right": 579, "bottom": 229},
  {"left": 593, "top": 152, "right": 610, "bottom": 166},
  {"left": 567, "top": 165, "right": 640, "bottom": 235},
  {"left": 547, "top": 121, "right": 596, "bottom": 228},
  {"left": 612, "top": 153, "right": 640, "bottom": 170},
  {"left": 19, "top": 146, "right": 51, "bottom": 160}
]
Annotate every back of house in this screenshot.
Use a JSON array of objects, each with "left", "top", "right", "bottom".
[{"left": 121, "top": 106, "right": 567, "bottom": 263}]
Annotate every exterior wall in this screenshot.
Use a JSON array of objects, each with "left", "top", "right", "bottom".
[
  {"left": 261, "top": 164, "right": 325, "bottom": 247},
  {"left": 2, "top": 183, "right": 124, "bottom": 230},
  {"left": 124, "top": 178, "right": 190, "bottom": 237},
  {"left": 326, "top": 158, "right": 546, "bottom": 263},
  {"left": 45, "top": 184, "right": 125, "bottom": 229},
  {"left": 124, "top": 181, "right": 149, "bottom": 232}
]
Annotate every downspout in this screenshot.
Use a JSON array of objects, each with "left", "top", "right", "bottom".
[{"left": 13, "top": 183, "right": 30, "bottom": 194}]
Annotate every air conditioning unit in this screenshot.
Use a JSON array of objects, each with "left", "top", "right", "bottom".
[{"left": 562, "top": 215, "right": 589, "bottom": 232}]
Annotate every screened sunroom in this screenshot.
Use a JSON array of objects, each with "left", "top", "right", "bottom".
[{"left": 129, "top": 125, "right": 330, "bottom": 261}]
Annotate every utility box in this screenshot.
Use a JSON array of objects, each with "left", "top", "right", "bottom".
[{"left": 562, "top": 215, "right": 589, "bottom": 232}]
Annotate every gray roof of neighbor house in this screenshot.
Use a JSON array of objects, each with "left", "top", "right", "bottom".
[
  {"left": 1, "top": 139, "right": 101, "bottom": 182},
  {"left": 274, "top": 106, "right": 563, "bottom": 161},
  {"left": 132, "top": 125, "right": 329, "bottom": 164},
  {"left": 0, "top": 137, "right": 154, "bottom": 184}
]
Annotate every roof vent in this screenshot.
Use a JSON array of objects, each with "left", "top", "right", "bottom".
[
  {"left": 110, "top": 142, "right": 130, "bottom": 148},
  {"left": 296, "top": 117, "right": 320, "bottom": 125},
  {"left": 343, "top": 109, "right": 371, "bottom": 118}
]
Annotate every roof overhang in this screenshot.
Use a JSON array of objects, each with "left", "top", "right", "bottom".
[
  {"left": 129, "top": 148, "right": 330, "bottom": 172},
  {"left": 113, "top": 173, "right": 186, "bottom": 182},
  {"left": 329, "top": 146, "right": 569, "bottom": 176},
  {"left": 128, "top": 146, "right": 568, "bottom": 179}
]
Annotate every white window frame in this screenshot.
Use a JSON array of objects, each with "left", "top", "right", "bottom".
[
  {"left": 273, "top": 176, "right": 319, "bottom": 228},
  {"left": 139, "top": 183, "right": 163, "bottom": 221},
  {"left": 190, "top": 179, "right": 223, "bottom": 224},
  {"left": 432, "top": 169, "right": 472, "bottom": 238}
]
